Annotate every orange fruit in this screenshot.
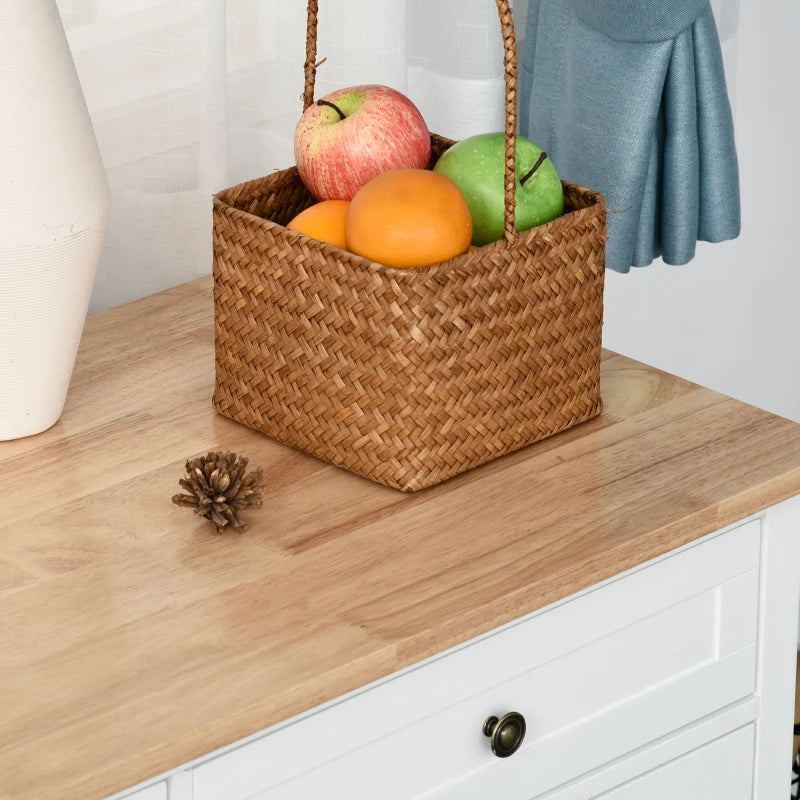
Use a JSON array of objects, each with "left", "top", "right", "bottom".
[
  {"left": 345, "top": 169, "right": 472, "bottom": 268},
  {"left": 287, "top": 200, "right": 350, "bottom": 250}
]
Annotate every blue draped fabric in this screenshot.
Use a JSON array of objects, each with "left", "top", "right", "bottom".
[{"left": 520, "top": 0, "right": 741, "bottom": 273}]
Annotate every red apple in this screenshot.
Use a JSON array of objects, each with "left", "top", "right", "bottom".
[{"left": 294, "top": 84, "right": 431, "bottom": 201}]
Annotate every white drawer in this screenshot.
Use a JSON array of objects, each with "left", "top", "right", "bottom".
[
  {"left": 544, "top": 725, "right": 754, "bottom": 800},
  {"left": 116, "top": 781, "right": 167, "bottom": 800},
  {"left": 193, "top": 520, "right": 760, "bottom": 800},
  {"left": 433, "top": 722, "right": 756, "bottom": 800}
]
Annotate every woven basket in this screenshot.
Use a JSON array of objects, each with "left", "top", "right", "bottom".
[{"left": 212, "top": 0, "right": 606, "bottom": 492}]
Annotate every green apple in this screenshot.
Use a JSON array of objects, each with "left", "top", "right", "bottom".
[{"left": 433, "top": 133, "right": 564, "bottom": 246}]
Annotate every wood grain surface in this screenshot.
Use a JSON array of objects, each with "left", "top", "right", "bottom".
[{"left": 2, "top": 277, "right": 800, "bottom": 800}]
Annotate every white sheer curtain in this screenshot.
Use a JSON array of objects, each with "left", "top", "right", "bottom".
[{"left": 58, "top": 0, "right": 529, "bottom": 313}]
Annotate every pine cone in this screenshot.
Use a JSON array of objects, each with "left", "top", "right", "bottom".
[{"left": 172, "top": 451, "right": 264, "bottom": 533}]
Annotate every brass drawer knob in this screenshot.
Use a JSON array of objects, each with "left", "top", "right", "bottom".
[{"left": 483, "top": 711, "right": 526, "bottom": 758}]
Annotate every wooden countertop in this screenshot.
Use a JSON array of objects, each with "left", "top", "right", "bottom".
[{"left": 3, "top": 277, "right": 800, "bottom": 800}]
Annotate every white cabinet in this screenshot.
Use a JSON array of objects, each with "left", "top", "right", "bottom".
[
  {"left": 101, "top": 500, "right": 800, "bottom": 800},
  {"left": 190, "top": 519, "right": 765, "bottom": 800},
  {"left": 430, "top": 724, "right": 755, "bottom": 800},
  {"left": 117, "top": 782, "right": 167, "bottom": 800},
  {"left": 569, "top": 726, "right": 754, "bottom": 800}
]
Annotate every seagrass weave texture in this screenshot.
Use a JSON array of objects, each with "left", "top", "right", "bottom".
[{"left": 212, "top": 0, "right": 606, "bottom": 492}]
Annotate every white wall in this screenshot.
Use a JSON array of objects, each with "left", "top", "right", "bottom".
[{"left": 602, "top": 0, "right": 800, "bottom": 423}]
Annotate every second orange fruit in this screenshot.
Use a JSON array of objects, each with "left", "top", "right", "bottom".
[
  {"left": 345, "top": 169, "right": 472, "bottom": 269},
  {"left": 287, "top": 199, "right": 350, "bottom": 250}
]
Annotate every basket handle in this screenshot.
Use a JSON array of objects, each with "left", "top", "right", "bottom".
[{"left": 302, "top": 0, "right": 518, "bottom": 242}]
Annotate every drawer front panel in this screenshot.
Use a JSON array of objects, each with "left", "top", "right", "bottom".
[
  {"left": 432, "top": 724, "right": 755, "bottom": 800},
  {"left": 552, "top": 725, "right": 754, "bottom": 800},
  {"left": 193, "top": 520, "right": 760, "bottom": 800},
  {"left": 116, "top": 782, "right": 167, "bottom": 800}
]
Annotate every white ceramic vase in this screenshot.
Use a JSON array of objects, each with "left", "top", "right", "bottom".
[{"left": 0, "top": 0, "right": 110, "bottom": 440}]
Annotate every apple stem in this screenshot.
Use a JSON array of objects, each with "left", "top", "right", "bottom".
[
  {"left": 520, "top": 152, "right": 548, "bottom": 186},
  {"left": 317, "top": 99, "right": 346, "bottom": 120}
]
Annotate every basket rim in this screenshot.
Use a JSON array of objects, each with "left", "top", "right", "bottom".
[{"left": 213, "top": 173, "right": 606, "bottom": 284}]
